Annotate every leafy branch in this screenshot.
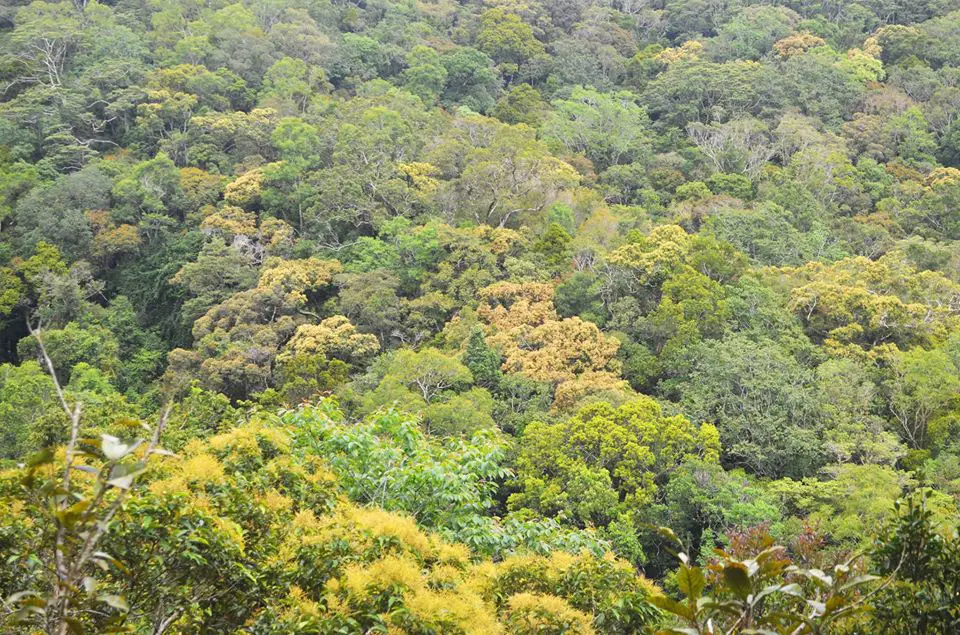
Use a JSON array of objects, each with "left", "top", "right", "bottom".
[{"left": 4, "top": 322, "right": 173, "bottom": 635}]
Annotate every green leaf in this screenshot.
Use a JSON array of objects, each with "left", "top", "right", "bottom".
[
  {"left": 65, "top": 617, "right": 85, "bottom": 634},
  {"left": 722, "top": 562, "right": 752, "bottom": 600},
  {"left": 676, "top": 563, "right": 706, "bottom": 601},
  {"left": 650, "top": 594, "right": 695, "bottom": 621}
]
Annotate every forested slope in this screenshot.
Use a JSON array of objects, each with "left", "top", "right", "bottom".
[{"left": 1, "top": 0, "right": 959, "bottom": 632}]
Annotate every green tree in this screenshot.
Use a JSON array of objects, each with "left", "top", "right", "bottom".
[
  {"left": 476, "top": 8, "right": 544, "bottom": 70},
  {"left": 869, "top": 490, "right": 960, "bottom": 634},
  {"left": 169, "top": 236, "right": 258, "bottom": 326},
  {"left": 401, "top": 46, "right": 447, "bottom": 104},
  {"left": 510, "top": 397, "right": 720, "bottom": 533},
  {"left": 440, "top": 47, "right": 501, "bottom": 112},
  {"left": 542, "top": 87, "right": 651, "bottom": 171},
  {"left": 462, "top": 325, "right": 502, "bottom": 389},
  {"left": 675, "top": 333, "right": 826, "bottom": 478},
  {"left": 884, "top": 346, "right": 960, "bottom": 452},
  {"left": 380, "top": 347, "right": 473, "bottom": 403}
]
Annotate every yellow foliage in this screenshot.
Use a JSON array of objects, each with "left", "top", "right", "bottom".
[
  {"left": 656, "top": 40, "right": 703, "bottom": 64},
  {"left": 862, "top": 34, "right": 882, "bottom": 58},
  {"left": 432, "top": 540, "right": 471, "bottom": 567},
  {"left": 92, "top": 224, "right": 141, "bottom": 257},
  {"left": 500, "top": 317, "right": 621, "bottom": 385},
  {"left": 341, "top": 555, "right": 425, "bottom": 596},
  {"left": 257, "top": 257, "right": 341, "bottom": 305},
  {"left": 347, "top": 506, "right": 435, "bottom": 560},
  {"left": 200, "top": 205, "right": 258, "bottom": 238},
  {"left": 553, "top": 371, "right": 633, "bottom": 412},
  {"left": 504, "top": 592, "right": 595, "bottom": 635},
  {"left": 429, "top": 563, "right": 465, "bottom": 587},
  {"left": 148, "top": 476, "right": 189, "bottom": 497},
  {"left": 484, "top": 226, "right": 525, "bottom": 256},
  {"left": 180, "top": 167, "right": 225, "bottom": 204},
  {"left": 259, "top": 488, "right": 294, "bottom": 513},
  {"left": 774, "top": 32, "right": 826, "bottom": 58},
  {"left": 282, "top": 585, "right": 322, "bottom": 621},
  {"left": 223, "top": 168, "right": 264, "bottom": 209},
  {"left": 259, "top": 217, "right": 295, "bottom": 254},
  {"left": 406, "top": 588, "right": 503, "bottom": 635},
  {"left": 399, "top": 161, "right": 441, "bottom": 193},
  {"left": 925, "top": 167, "right": 960, "bottom": 187},
  {"left": 607, "top": 224, "right": 692, "bottom": 284},
  {"left": 279, "top": 316, "right": 379, "bottom": 362},
  {"left": 4, "top": 406, "right": 664, "bottom": 635},
  {"left": 208, "top": 420, "right": 292, "bottom": 466},
  {"left": 292, "top": 509, "right": 324, "bottom": 531},
  {"left": 478, "top": 281, "right": 557, "bottom": 332},
  {"left": 772, "top": 252, "right": 960, "bottom": 350},
  {"left": 179, "top": 453, "right": 226, "bottom": 485},
  {"left": 214, "top": 516, "right": 246, "bottom": 553}
]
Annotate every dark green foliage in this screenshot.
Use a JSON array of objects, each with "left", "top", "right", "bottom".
[
  {"left": 1, "top": 1, "right": 960, "bottom": 631},
  {"left": 869, "top": 490, "right": 960, "bottom": 634},
  {"left": 462, "top": 325, "right": 502, "bottom": 389}
]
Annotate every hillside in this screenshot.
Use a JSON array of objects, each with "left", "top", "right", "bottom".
[{"left": 1, "top": 0, "right": 959, "bottom": 632}]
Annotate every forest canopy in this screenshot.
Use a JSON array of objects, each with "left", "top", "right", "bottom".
[{"left": 1, "top": 0, "right": 959, "bottom": 633}]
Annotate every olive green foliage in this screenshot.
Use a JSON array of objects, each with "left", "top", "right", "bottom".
[
  {"left": 868, "top": 490, "right": 960, "bottom": 633},
  {"left": 1, "top": 398, "right": 658, "bottom": 634},
  {"left": 652, "top": 526, "right": 880, "bottom": 635},
  {"left": 2, "top": 0, "right": 960, "bottom": 631}
]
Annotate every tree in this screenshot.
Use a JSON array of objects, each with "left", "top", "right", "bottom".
[
  {"left": 510, "top": 397, "right": 720, "bottom": 542},
  {"left": 498, "top": 316, "right": 622, "bottom": 385},
  {"left": 284, "top": 402, "right": 608, "bottom": 559},
  {"left": 869, "top": 490, "right": 960, "bottom": 634},
  {"left": 780, "top": 46, "right": 870, "bottom": 126},
  {"left": 2, "top": 327, "right": 170, "bottom": 634},
  {"left": 279, "top": 315, "right": 379, "bottom": 364},
  {"left": 476, "top": 8, "right": 544, "bottom": 69},
  {"left": 401, "top": 46, "right": 447, "bottom": 104},
  {"left": 440, "top": 47, "right": 501, "bottom": 113},
  {"left": 883, "top": 346, "right": 960, "bottom": 451},
  {"left": 658, "top": 460, "right": 782, "bottom": 570},
  {"left": 709, "top": 6, "right": 800, "bottom": 61},
  {"left": 688, "top": 118, "right": 775, "bottom": 180},
  {"left": 462, "top": 325, "right": 502, "bottom": 389},
  {"left": 542, "top": 86, "right": 651, "bottom": 171},
  {"left": 904, "top": 168, "right": 960, "bottom": 240},
  {"left": 381, "top": 348, "right": 473, "bottom": 403},
  {"left": 439, "top": 121, "right": 579, "bottom": 228},
  {"left": 769, "top": 464, "right": 910, "bottom": 548},
  {"left": 259, "top": 57, "right": 324, "bottom": 114},
  {"left": 478, "top": 281, "right": 557, "bottom": 332},
  {"left": 642, "top": 60, "right": 777, "bottom": 128},
  {"left": 817, "top": 358, "right": 905, "bottom": 466},
  {"left": 165, "top": 258, "right": 341, "bottom": 400},
  {"left": 0, "top": 360, "right": 56, "bottom": 459},
  {"left": 169, "top": 236, "right": 258, "bottom": 325},
  {"left": 491, "top": 83, "right": 548, "bottom": 125},
  {"left": 17, "top": 322, "right": 120, "bottom": 384},
  {"left": 11, "top": 166, "right": 110, "bottom": 261},
  {"left": 777, "top": 252, "right": 960, "bottom": 352},
  {"left": 653, "top": 529, "right": 879, "bottom": 635},
  {"left": 336, "top": 270, "right": 404, "bottom": 346},
  {"left": 675, "top": 333, "right": 826, "bottom": 478},
  {"left": 112, "top": 153, "right": 186, "bottom": 222}
]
